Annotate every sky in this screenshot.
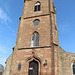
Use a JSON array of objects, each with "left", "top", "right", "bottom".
[{"left": 0, "top": 0, "right": 75, "bottom": 67}]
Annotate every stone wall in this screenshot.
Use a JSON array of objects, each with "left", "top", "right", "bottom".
[
  {"left": 10, "top": 46, "right": 53, "bottom": 75},
  {"left": 58, "top": 46, "right": 75, "bottom": 75},
  {"left": 3, "top": 55, "right": 12, "bottom": 75}
]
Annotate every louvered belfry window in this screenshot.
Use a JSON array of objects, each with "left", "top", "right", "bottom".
[{"left": 34, "top": 2, "right": 41, "bottom": 12}]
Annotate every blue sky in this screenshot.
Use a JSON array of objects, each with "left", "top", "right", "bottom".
[{"left": 0, "top": 0, "right": 75, "bottom": 67}]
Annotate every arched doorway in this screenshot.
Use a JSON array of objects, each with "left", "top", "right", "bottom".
[
  {"left": 73, "top": 63, "right": 75, "bottom": 75},
  {"left": 28, "top": 60, "right": 38, "bottom": 75}
]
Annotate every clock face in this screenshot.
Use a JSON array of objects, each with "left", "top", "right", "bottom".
[{"left": 0, "top": 65, "right": 4, "bottom": 72}]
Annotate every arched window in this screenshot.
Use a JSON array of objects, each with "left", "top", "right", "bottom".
[
  {"left": 31, "top": 32, "right": 39, "bottom": 47},
  {"left": 73, "top": 63, "right": 75, "bottom": 75},
  {"left": 34, "top": 2, "right": 41, "bottom": 12},
  {"left": 28, "top": 60, "right": 38, "bottom": 75},
  {"left": 18, "top": 63, "right": 21, "bottom": 71}
]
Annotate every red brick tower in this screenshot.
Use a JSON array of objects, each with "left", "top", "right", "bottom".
[{"left": 10, "top": 0, "right": 59, "bottom": 75}]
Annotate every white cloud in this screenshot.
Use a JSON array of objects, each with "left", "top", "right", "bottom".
[
  {"left": 0, "top": 8, "right": 11, "bottom": 24},
  {"left": 58, "top": 24, "right": 70, "bottom": 33}
]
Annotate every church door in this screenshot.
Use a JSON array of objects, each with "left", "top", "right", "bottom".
[{"left": 29, "top": 60, "right": 38, "bottom": 75}]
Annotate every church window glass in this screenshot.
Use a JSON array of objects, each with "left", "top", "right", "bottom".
[
  {"left": 35, "top": 33, "right": 39, "bottom": 46},
  {"left": 31, "top": 32, "right": 39, "bottom": 47},
  {"left": 34, "top": 2, "right": 41, "bottom": 12},
  {"left": 18, "top": 63, "right": 21, "bottom": 71},
  {"left": 33, "top": 19, "right": 40, "bottom": 25}
]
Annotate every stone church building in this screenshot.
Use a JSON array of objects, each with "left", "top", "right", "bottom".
[{"left": 3, "top": 0, "right": 75, "bottom": 75}]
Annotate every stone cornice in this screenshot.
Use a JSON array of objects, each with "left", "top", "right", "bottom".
[
  {"left": 18, "top": 46, "right": 52, "bottom": 50},
  {"left": 23, "top": 11, "right": 55, "bottom": 19}
]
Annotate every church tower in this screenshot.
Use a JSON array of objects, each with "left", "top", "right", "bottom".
[
  {"left": 10, "top": 0, "right": 59, "bottom": 75},
  {"left": 3, "top": 0, "right": 75, "bottom": 75}
]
